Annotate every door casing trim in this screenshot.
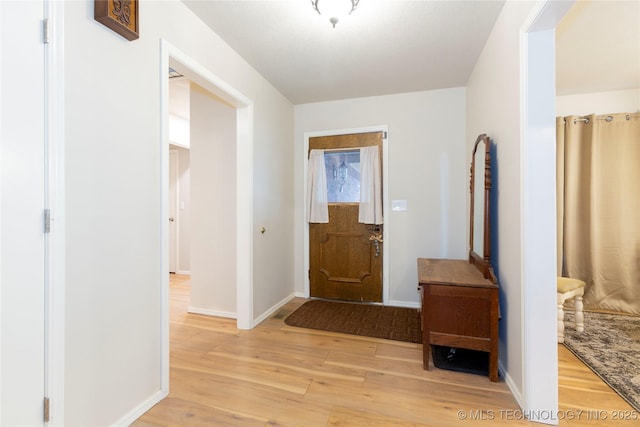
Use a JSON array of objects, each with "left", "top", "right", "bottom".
[
  {"left": 159, "top": 38, "right": 255, "bottom": 404},
  {"left": 46, "top": 0, "right": 66, "bottom": 424}
]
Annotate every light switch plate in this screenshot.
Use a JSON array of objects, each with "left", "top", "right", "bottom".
[{"left": 391, "top": 200, "right": 407, "bottom": 211}]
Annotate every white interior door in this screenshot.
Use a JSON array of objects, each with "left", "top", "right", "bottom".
[
  {"left": 169, "top": 150, "right": 178, "bottom": 273},
  {"left": 0, "top": 0, "right": 47, "bottom": 424}
]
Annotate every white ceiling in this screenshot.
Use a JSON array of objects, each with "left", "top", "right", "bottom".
[
  {"left": 177, "top": 0, "right": 639, "bottom": 106},
  {"left": 556, "top": 0, "right": 640, "bottom": 96},
  {"left": 183, "top": 0, "right": 506, "bottom": 104}
]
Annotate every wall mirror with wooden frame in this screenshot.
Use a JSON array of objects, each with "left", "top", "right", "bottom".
[
  {"left": 416, "top": 133, "right": 499, "bottom": 381},
  {"left": 469, "top": 134, "right": 495, "bottom": 281}
]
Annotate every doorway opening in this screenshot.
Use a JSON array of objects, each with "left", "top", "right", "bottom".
[{"left": 160, "top": 39, "right": 254, "bottom": 395}]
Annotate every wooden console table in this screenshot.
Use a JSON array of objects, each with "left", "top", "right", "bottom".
[{"left": 418, "top": 258, "right": 499, "bottom": 382}]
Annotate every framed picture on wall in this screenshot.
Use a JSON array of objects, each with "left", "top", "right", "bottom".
[{"left": 95, "top": 0, "right": 139, "bottom": 41}]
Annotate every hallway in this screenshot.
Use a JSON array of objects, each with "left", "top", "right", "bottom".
[{"left": 134, "top": 275, "right": 633, "bottom": 426}]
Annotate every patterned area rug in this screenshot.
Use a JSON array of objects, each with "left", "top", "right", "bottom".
[
  {"left": 563, "top": 311, "right": 640, "bottom": 411},
  {"left": 283, "top": 299, "right": 422, "bottom": 343}
]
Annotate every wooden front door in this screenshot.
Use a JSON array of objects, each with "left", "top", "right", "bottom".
[{"left": 309, "top": 132, "right": 383, "bottom": 302}]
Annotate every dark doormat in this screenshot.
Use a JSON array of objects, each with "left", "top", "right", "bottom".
[
  {"left": 431, "top": 345, "right": 489, "bottom": 376},
  {"left": 284, "top": 299, "right": 422, "bottom": 343}
]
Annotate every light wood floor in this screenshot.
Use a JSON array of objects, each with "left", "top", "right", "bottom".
[{"left": 133, "top": 275, "right": 635, "bottom": 426}]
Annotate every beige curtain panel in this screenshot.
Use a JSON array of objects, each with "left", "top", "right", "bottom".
[{"left": 557, "top": 113, "right": 640, "bottom": 314}]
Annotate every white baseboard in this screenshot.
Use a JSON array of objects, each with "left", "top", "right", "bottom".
[
  {"left": 388, "top": 300, "right": 421, "bottom": 309},
  {"left": 188, "top": 306, "right": 236, "bottom": 319},
  {"left": 500, "top": 359, "right": 524, "bottom": 411},
  {"left": 252, "top": 292, "right": 297, "bottom": 326},
  {"left": 294, "top": 291, "right": 307, "bottom": 298},
  {"left": 500, "top": 361, "right": 557, "bottom": 425},
  {"left": 175, "top": 270, "right": 191, "bottom": 275},
  {"left": 111, "top": 389, "right": 167, "bottom": 427}
]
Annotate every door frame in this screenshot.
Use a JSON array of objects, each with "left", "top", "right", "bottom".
[
  {"left": 159, "top": 38, "right": 255, "bottom": 395},
  {"left": 520, "top": 0, "right": 575, "bottom": 419},
  {"left": 45, "top": 0, "right": 67, "bottom": 424},
  {"left": 303, "top": 125, "right": 389, "bottom": 304}
]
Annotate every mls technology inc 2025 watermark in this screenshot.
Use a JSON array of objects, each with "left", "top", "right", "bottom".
[{"left": 456, "top": 409, "right": 639, "bottom": 422}]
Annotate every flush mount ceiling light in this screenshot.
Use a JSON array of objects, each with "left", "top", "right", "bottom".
[{"left": 311, "top": 0, "right": 360, "bottom": 28}]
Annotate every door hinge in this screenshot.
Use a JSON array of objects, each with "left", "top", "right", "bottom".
[
  {"left": 43, "top": 397, "right": 50, "bottom": 422},
  {"left": 44, "top": 209, "right": 51, "bottom": 234},
  {"left": 308, "top": 269, "right": 311, "bottom": 280},
  {"left": 43, "top": 19, "right": 50, "bottom": 44},
  {"left": 383, "top": 131, "right": 387, "bottom": 140}
]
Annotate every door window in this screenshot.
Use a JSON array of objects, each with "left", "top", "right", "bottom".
[{"left": 324, "top": 150, "right": 360, "bottom": 203}]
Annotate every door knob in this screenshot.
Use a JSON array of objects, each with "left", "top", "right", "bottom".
[{"left": 169, "top": 217, "right": 175, "bottom": 222}]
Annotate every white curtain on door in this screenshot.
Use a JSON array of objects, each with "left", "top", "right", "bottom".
[
  {"left": 307, "top": 149, "right": 329, "bottom": 223},
  {"left": 358, "top": 146, "right": 383, "bottom": 225}
]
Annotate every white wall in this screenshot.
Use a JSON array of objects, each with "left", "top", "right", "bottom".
[
  {"left": 251, "top": 88, "right": 296, "bottom": 320},
  {"left": 168, "top": 76, "right": 190, "bottom": 148},
  {"left": 295, "top": 88, "right": 467, "bottom": 306},
  {"left": 169, "top": 114, "right": 190, "bottom": 148},
  {"left": 189, "top": 85, "right": 237, "bottom": 317},
  {"left": 556, "top": 88, "right": 640, "bottom": 116},
  {"left": 62, "top": 0, "right": 294, "bottom": 425},
  {"left": 177, "top": 145, "right": 191, "bottom": 274},
  {"left": 466, "top": 0, "right": 571, "bottom": 421},
  {"left": 466, "top": 0, "right": 530, "bottom": 402}
]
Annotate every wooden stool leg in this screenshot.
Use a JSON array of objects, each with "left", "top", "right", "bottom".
[
  {"left": 557, "top": 295, "right": 565, "bottom": 343},
  {"left": 574, "top": 295, "right": 584, "bottom": 333}
]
